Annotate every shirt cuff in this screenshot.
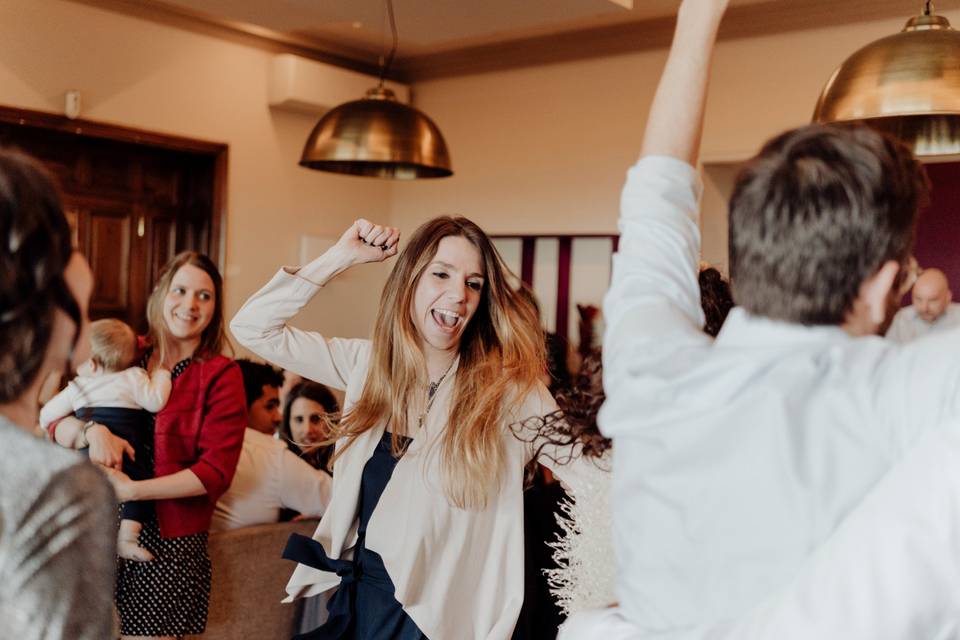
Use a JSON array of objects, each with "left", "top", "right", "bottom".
[{"left": 189, "top": 459, "right": 229, "bottom": 502}]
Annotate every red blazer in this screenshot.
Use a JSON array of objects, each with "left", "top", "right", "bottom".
[{"left": 154, "top": 355, "right": 246, "bottom": 538}]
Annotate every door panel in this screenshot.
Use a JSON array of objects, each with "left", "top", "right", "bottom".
[
  {"left": 150, "top": 215, "right": 178, "bottom": 287},
  {"left": 87, "top": 205, "right": 132, "bottom": 314},
  {"left": 0, "top": 119, "right": 222, "bottom": 334}
]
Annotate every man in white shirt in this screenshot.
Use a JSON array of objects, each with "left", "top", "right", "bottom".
[
  {"left": 560, "top": 1, "right": 960, "bottom": 638},
  {"left": 211, "top": 359, "right": 331, "bottom": 532},
  {"left": 886, "top": 268, "right": 960, "bottom": 342}
]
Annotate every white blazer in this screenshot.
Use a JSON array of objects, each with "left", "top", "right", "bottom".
[{"left": 231, "top": 267, "right": 595, "bottom": 640}]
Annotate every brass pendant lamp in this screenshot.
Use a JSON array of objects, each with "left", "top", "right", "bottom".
[
  {"left": 299, "top": 0, "right": 452, "bottom": 178},
  {"left": 813, "top": 1, "right": 960, "bottom": 156}
]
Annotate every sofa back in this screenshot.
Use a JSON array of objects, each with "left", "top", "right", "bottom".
[{"left": 185, "top": 518, "right": 319, "bottom": 640}]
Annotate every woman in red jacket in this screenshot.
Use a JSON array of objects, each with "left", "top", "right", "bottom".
[{"left": 53, "top": 251, "right": 247, "bottom": 639}]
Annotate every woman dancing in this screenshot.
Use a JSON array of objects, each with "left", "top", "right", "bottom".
[{"left": 231, "top": 216, "right": 594, "bottom": 640}]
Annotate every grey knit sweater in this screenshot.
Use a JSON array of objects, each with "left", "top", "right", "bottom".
[{"left": 0, "top": 415, "right": 116, "bottom": 639}]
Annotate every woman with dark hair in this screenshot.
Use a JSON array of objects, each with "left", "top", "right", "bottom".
[
  {"left": 280, "top": 380, "right": 339, "bottom": 473},
  {"left": 52, "top": 251, "right": 247, "bottom": 639},
  {"left": 698, "top": 266, "right": 735, "bottom": 338},
  {"left": 232, "top": 216, "right": 591, "bottom": 639},
  {"left": 0, "top": 149, "right": 116, "bottom": 638},
  {"left": 532, "top": 267, "right": 735, "bottom": 620}
]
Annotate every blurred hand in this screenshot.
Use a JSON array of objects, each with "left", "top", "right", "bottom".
[
  {"left": 681, "top": 0, "right": 730, "bottom": 12},
  {"left": 87, "top": 423, "right": 135, "bottom": 470},
  {"left": 101, "top": 466, "right": 137, "bottom": 502}
]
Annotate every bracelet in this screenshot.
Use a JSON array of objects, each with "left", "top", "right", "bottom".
[{"left": 79, "top": 420, "right": 97, "bottom": 448}]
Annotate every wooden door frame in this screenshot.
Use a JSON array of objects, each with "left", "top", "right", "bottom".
[
  {"left": 492, "top": 233, "right": 618, "bottom": 346},
  {"left": 0, "top": 104, "right": 229, "bottom": 272}
]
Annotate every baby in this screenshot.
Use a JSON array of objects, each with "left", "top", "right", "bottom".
[{"left": 41, "top": 318, "right": 171, "bottom": 562}]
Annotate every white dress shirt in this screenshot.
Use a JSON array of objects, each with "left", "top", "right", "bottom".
[
  {"left": 599, "top": 156, "right": 960, "bottom": 638},
  {"left": 230, "top": 268, "right": 592, "bottom": 640},
  {"left": 211, "top": 428, "right": 332, "bottom": 532},
  {"left": 885, "top": 302, "right": 960, "bottom": 343}
]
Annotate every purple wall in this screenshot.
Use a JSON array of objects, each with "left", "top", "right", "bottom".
[{"left": 907, "top": 162, "right": 960, "bottom": 304}]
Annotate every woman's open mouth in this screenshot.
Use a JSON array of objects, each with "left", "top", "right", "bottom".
[{"left": 431, "top": 308, "right": 463, "bottom": 333}]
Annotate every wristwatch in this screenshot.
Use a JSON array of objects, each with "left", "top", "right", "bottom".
[{"left": 79, "top": 420, "right": 98, "bottom": 448}]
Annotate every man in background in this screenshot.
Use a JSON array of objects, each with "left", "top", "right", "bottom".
[
  {"left": 886, "top": 268, "right": 960, "bottom": 342},
  {"left": 211, "top": 359, "right": 330, "bottom": 531}
]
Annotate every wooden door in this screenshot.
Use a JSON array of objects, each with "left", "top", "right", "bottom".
[{"left": 0, "top": 107, "right": 227, "bottom": 334}]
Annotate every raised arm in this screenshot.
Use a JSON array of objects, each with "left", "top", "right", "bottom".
[
  {"left": 230, "top": 219, "right": 399, "bottom": 390},
  {"left": 640, "top": 0, "right": 728, "bottom": 164},
  {"left": 603, "top": 0, "right": 729, "bottom": 361}
]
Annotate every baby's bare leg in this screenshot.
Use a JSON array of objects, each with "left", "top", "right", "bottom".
[{"left": 117, "top": 519, "right": 154, "bottom": 562}]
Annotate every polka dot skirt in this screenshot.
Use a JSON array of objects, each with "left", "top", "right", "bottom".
[
  {"left": 115, "top": 356, "right": 211, "bottom": 636},
  {"left": 115, "top": 516, "right": 211, "bottom": 636}
]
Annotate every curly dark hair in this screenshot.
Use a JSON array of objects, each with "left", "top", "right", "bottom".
[
  {"left": 699, "top": 267, "right": 734, "bottom": 338},
  {"left": 0, "top": 149, "right": 81, "bottom": 403},
  {"left": 512, "top": 349, "right": 610, "bottom": 465},
  {"left": 514, "top": 269, "right": 735, "bottom": 460}
]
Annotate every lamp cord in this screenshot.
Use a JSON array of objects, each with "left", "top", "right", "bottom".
[{"left": 378, "top": 0, "right": 399, "bottom": 87}]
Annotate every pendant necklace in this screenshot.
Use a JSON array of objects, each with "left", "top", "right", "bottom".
[{"left": 417, "top": 358, "right": 457, "bottom": 430}]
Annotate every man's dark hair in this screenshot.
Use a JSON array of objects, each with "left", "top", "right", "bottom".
[
  {"left": 235, "top": 358, "right": 283, "bottom": 409},
  {"left": 728, "top": 124, "right": 928, "bottom": 325},
  {"left": 0, "top": 149, "right": 81, "bottom": 403}
]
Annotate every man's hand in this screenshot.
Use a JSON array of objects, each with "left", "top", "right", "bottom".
[{"left": 680, "top": 0, "right": 730, "bottom": 13}]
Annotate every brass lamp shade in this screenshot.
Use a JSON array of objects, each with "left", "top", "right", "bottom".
[
  {"left": 813, "top": 13, "right": 960, "bottom": 156},
  {"left": 300, "top": 87, "right": 453, "bottom": 179}
]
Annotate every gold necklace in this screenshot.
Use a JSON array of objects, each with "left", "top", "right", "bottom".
[{"left": 417, "top": 358, "right": 456, "bottom": 430}]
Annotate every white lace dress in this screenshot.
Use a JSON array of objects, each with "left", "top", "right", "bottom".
[{"left": 548, "top": 454, "right": 616, "bottom": 616}]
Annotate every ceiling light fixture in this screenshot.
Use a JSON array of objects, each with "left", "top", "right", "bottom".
[
  {"left": 813, "top": 1, "right": 960, "bottom": 156},
  {"left": 299, "top": 0, "right": 452, "bottom": 178}
]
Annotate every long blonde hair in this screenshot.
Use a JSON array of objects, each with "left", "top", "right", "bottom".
[{"left": 333, "top": 216, "right": 545, "bottom": 509}]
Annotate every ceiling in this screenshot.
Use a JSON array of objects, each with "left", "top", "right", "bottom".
[
  {"left": 157, "top": 0, "right": 773, "bottom": 56},
  {"left": 73, "top": 0, "right": 953, "bottom": 81}
]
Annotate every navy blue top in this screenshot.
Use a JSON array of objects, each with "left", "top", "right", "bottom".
[
  {"left": 352, "top": 432, "right": 410, "bottom": 597},
  {"left": 284, "top": 431, "right": 427, "bottom": 640}
]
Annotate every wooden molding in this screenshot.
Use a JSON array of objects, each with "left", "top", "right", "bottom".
[
  {"left": 67, "top": 0, "right": 924, "bottom": 83},
  {"left": 402, "top": 0, "right": 921, "bottom": 81},
  {"left": 0, "top": 104, "right": 227, "bottom": 155}
]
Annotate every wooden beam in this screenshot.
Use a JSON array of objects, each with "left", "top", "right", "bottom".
[
  {"left": 0, "top": 104, "right": 227, "bottom": 155},
  {"left": 401, "top": 0, "right": 920, "bottom": 81},
  {"left": 66, "top": 0, "right": 923, "bottom": 84},
  {"left": 556, "top": 237, "right": 573, "bottom": 344},
  {"left": 520, "top": 236, "right": 536, "bottom": 287}
]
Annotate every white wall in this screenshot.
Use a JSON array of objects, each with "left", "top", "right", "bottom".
[
  {"left": 391, "top": 9, "right": 960, "bottom": 274},
  {"left": 0, "top": 0, "right": 393, "bottom": 343},
  {"left": 2, "top": 2, "right": 955, "bottom": 339}
]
